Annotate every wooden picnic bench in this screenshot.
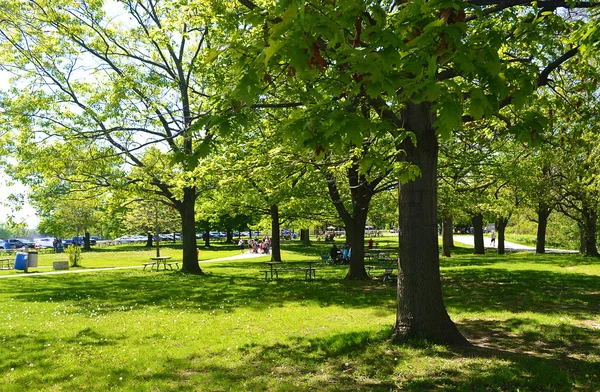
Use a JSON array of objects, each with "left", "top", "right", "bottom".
[
  {"left": 261, "top": 261, "right": 317, "bottom": 281},
  {"left": 144, "top": 256, "right": 173, "bottom": 271},
  {"left": 0, "top": 257, "right": 13, "bottom": 270},
  {"left": 144, "top": 260, "right": 179, "bottom": 271}
]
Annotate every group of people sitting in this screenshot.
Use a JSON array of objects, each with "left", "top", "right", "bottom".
[
  {"left": 238, "top": 237, "right": 271, "bottom": 254},
  {"left": 329, "top": 242, "right": 352, "bottom": 264}
]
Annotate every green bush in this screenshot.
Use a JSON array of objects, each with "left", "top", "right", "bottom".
[{"left": 64, "top": 244, "right": 82, "bottom": 267}]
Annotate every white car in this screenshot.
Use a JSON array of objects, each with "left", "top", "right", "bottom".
[
  {"left": 114, "top": 235, "right": 136, "bottom": 244},
  {"left": 0, "top": 239, "right": 8, "bottom": 249},
  {"left": 34, "top": 237, "right": 55, "bottom": 248}
]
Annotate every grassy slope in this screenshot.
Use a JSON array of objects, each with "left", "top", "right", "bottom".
[{"left": 0, "top": 239, "right": 598, "bottom": 391}]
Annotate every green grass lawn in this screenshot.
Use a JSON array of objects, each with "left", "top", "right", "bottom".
[{"left": 0, "top": 240, "right": 598, "bottom": 391}]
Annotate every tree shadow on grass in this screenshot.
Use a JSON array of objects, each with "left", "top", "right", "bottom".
[
  {"left": 156, "top": 324, "right": 598, "bottom": 391},
  {"left": 2, "top": 269, "right": 397, "bottom": 317},
  {"left": 443, "top": 267, "right": 600, "bottom": 318}
]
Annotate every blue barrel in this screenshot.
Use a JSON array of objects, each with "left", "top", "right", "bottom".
[{"left": 14, "top": 252, "right": 27, "bottom": 270}]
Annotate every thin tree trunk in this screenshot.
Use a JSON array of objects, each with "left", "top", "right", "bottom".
[
  {"left": 180, "top": 188, "right": 202, "bottom": 274},
  {"left": 204, "top": 228, "right": 210, "bottom": 247},
  {"left": 270, "top": 204, "right": 282, "bottom": 261},
  {"left": 496, "top": 217, "right": 509, "bottom": 255},
  {"left": 471, "top": 214, "right": 484, "bottom": 254},
  {"left": 579, "top": 223, "right": 586, "bottom": 254},
  {"left": 392, "top": 102, "right": 468, "bottom": 346},
  {"left": 582, "top": 203, "right": 598, "bottom": 257},
  {"left": 536, "top": 203, "right": 551, "bottom": 254},
  {"left": 441, "top": 215, "right": 453, "bottom": 257}
]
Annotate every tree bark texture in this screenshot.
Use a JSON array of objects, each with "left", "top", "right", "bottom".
[
  {"left": 471, "top": 214, "right": 484, "bottom": 254},
  {"left": 536, "top": 203, "right": 552, "bottom": 254},
  {"left": 301, "top": 229, "right": 311, "bottom": 246},
  {"left": 579, "top": 224, "right": 586, "bottom": 254},
  {"left": 204, "top": 228, "right": 210, "bottom": 247},
  {"left": 441, "top": 215, "right": 453, "bottom": 257},
  {"left": 179, "top": 187, "right": 202, "bottom": 274},
  {"left": 582, "top": 202, "right": 599, "bottom": 257},
  {"left": 84, "top": 232, "right": 92, "bottom": 251},
  {"left": 393, "top": 102, "right": 468, "bottom": 346},
  {"left": 270, "top": 204, "right": 282, "bottom": 262},
  {"left": 496, "top": 216, "right": 509, "bottom": 255},
  {"left": 324, "top": 167, "right": 372, "bottom": 280},
  {"left": 345, "top": 208, "right": 370, "bottom": 280}
]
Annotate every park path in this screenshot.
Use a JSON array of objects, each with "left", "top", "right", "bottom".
[
  {"left": 0, "top": 251, "right": 268, "bottom": 279},
  {"left": 451, "top": 235, "right": 578, "bottom": 253}
]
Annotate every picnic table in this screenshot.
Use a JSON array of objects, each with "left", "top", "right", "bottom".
[
  {"left": 0, "top": 257, "right": 13, "bottom": 270},
  {"left": 366, "top": 253, "right": 397, "bottom": 283},
  {"left": 261, "top": 261, "right": 317, "bottom": 281},
  {"left": 145, "top": 256, "right": 173, "bottom": 271},
  {"left": 263, "top": 261, "right": 282, "bottom": 280},
  {"left": 365, "top": 248, "right": 397, "bottom": 261}
]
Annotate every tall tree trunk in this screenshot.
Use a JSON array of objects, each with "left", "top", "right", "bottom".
[
  {"left": 471, "top": 214, "right": 484, "bottom": 254},
  {"left": 393, "top": 102, "right": 468, "bottom": 345},
  {"left": 226, "top": 229, "right": 233, "bottom": 243},
  {"left": 441, "top": 215, "right": 453, "bottom": 257},
  {"left": 345, "top": 208, "right": 370, "bottom": 280},
  {"left": 270, "top": 204, "right": 282, "bottom": 261},
  {"left": 579, "top": 222, "right": 586, "bottom": 254},
  {"left": 179, "top": 188, "right": 202, "bottom": 274},
  {"left": 536, "top": 203, "right": 552, "bottom": 254},
  {"left": 301, "top": 228, "right": 310, "bottom": 246},
  {"left": 582, "top": 203, "right": 598, "bottom": 256},
  {"left": 324, "top": 169, "right": 371, "bottom": 280},
  {"left": 204, "top": 227, "right": 210, "bottom": 247},
  {"left": 84, "top": 231, "right": 91, "bottom": 251},
  {"left": 496, "top": 217, "right": 509, "bottom": 255},
  {"left": 145, "top": 233, "right": 153, "bottom": 248}
]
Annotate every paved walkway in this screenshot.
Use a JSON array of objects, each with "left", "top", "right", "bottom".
[
  {"left": 451, "top": 235, "right": 578, "bottom": 253},
  {"left": 0, "top": 251, "right": 268, "bottom": 279}
]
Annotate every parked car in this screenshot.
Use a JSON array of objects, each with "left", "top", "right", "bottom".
[
  {"left": 20, "top": 238, "right": 35, "bottom": 247},
  {"left": 0, "top": 239, "right": 9, "bottom": 249},
  {"left": 114, "top": 235, "right": 145, "bottom": 244},
  {"left": 114, "top": 235, "right": 136, "bottom": 244},
  {"left": 73, "top": 236, "right": 96, "bottom": 246},
  {"left": 8, "top": 238, "right": 24, "bottom": 248},
  {"left": 34, "top": 237, "right": 55, "bottom": 248}
]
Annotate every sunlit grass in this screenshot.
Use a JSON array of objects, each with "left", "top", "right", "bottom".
[{"left": 0, "top": 240, "right": 598, "bottom": 391}]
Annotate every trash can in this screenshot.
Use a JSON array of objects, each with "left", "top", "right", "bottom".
[
  {"left": 14, "top": 252, "right": 27, "bottom": 271},
  {"left": 27, "top": 251, "right": 38, "bottom": 268}
]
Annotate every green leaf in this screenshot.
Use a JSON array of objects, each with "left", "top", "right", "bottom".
[{"left": 434, "top": 98, "right": 463, "bottom": 139}]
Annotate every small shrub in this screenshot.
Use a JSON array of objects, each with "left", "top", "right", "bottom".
[{"left": 65, "top": 244, "right": 82, "bottom": 267}]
